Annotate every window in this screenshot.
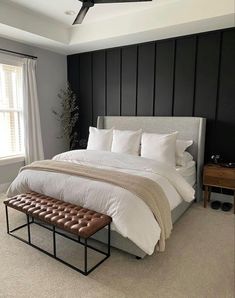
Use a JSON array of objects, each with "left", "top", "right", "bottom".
[{"left": 0, "top": 62, "right": 24, "bottom": 158}]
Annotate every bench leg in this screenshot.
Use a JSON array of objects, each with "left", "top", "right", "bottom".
[
  {"left": 5, "top": 205, "right": 9, "bottom": 234},
  {"left": 108, "top": 223, "right": 111, "bottom": 256},
  {"left": 84, "top": 239, "right": 87, "bottom": 275},
  {"left": 53, "top": 226, "right": 56, "bottom": 257},
  {"left": 27, "top": 214, "right": 31, "bottom": 244}
]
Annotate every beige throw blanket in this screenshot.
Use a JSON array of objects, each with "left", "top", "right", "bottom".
[{"left": 21, "top": 160, "right": 173, "bottom": 251}]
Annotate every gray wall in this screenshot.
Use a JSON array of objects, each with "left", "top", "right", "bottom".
[
  {"left": 0, "top": 161, "right": 24, "bottom": 188},
  {"left": 0, "top": 37, "right": 67, "bottom": 188}
]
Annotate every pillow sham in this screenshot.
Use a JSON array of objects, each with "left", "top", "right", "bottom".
[
  {"left": 176, "top": 139, "right": 193, "bottom": 157},
  {"left": 141, "top": 131, "right": 178, "bottom": 166},
  {"left": 87, "top": 127, "right": 113, "bottom": 151},
  {"left": 176, "top": 139, "right": 193, "bottom": 166},
  {"left": 177, "top": 151, "right": 194, "bottom": 167},
  {"left": 111, "top": 129, "right": 142, "bottom": 155}
]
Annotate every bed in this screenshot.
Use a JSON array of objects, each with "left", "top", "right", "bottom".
[
  {"left": 7, "top": 116, "right": 206, "bottom": 258},
  {"left": 94, "top": 116, "right": 206, "bottom": 257}
]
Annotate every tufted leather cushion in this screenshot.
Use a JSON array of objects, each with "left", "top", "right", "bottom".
[{"left": 4, "top": 192, "right": 112, "bottom": 238}]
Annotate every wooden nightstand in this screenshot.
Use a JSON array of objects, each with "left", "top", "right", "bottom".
[{"left": 203, "top": 164, "right": 235, "bottom": 213}]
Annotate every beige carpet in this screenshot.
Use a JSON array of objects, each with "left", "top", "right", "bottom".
[{"left": 0, "top": 194, "right": 234, "bottom": 298}]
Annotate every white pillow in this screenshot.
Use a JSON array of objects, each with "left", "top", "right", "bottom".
[
  {"left": 87, "top": 127, "right": 113, "bottom": 151},
  {"left": 176, "top": 139, "right": 193, "bottom": 157},
  {"left": 176, "top": 139, "right": 193, "bottom": 165},
  {"left": 177, "top": 151, "right": 194, "bottom": 167},
  {"left": 141, "top": 131, "right": 178, "bottom": 166},
  {"left": 111, "top": 129, "right": 142, "bottom": 156}
]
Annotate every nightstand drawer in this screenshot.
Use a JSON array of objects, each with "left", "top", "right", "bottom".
[
  {"left": 204, "top": 176, "right": 235, "bottom": 189},
  {"left": 203, "top": 166, "right": 235, "bottom": 180}
]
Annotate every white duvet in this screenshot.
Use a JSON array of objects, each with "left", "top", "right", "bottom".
[{"left": 7, "top": 150, "right": 195, "bottom": 255}]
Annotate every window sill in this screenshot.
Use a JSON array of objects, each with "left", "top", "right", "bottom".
[{"left": 0, "top": 155, "right": 25, "bottom": 166}]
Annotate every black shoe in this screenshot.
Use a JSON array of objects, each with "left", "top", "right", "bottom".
[
  {"left": 221, "top": 202, "right": 233, "bottom": 212},
  {"left": 210, "top": 201, "right": 221, "bottom": 210}
]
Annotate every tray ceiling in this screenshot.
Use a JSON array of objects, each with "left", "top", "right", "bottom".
[
  {"left": 0, "top": 0, "right": 234, "bottom": 54},
  {"left": 9, "top": 0, "right": 160, "bottom": 25}
]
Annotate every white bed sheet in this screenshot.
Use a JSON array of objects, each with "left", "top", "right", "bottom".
[{"left": 7, "top": 150, "right": 195, "bottom": 255}]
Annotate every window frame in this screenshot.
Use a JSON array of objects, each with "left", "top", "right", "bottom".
[{"left": 0, "top": 53, "right": 25, "bottom": 163}]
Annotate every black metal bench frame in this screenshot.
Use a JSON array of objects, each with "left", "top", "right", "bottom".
[{"left": 5, "top": 205, "right": 111, "bottom": 276}]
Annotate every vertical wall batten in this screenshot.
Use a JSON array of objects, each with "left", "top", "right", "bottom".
[
  {"left": 92, "top": 51, "right": 106, "bottom": 126},
  {"left": 135, "top": 45, "right": 139, "bottom": 116},
  {"left": 119, "top": 48, "right": 122, "bottom": 116},
  {"left": 107, "top": 48, "right": 121, "bottom": 116},
  {"left": 121, "top": 45, "right": 137, "bottom": 116},
  {"left": 154, "top": 39, "right": 175, "bottom": 116},
  {"left": 105, "top": 50, "right": 107, "bottom": 116},
  {"left": 136, "top": 43, "right": 155, "bottom": 116},
  {"left": 173, "top": 36, "right": 196, "bottom": 116},
  {"left": 213, "top": 31, "right": 223, "bottom": 160},
  {"left": 214, "top": 31, "right": 223, "bottom": 123},
  {"left": 194, "top": 32, "right": 220, "bottom": 119},
  {"left": 192, "top": 36, "right": 199, "bottom": 116},
  {"left": 78, "top": 52, "right": 92, "bottom": 139},
  {"left": 171, "top": 40, "right": 176, "bottom": 116},
  {"left": 152, "top": 43, "right": 157, "bottom": 116},
  {"left": 91, "top": 53, "right": 94, "bottom": 126}
]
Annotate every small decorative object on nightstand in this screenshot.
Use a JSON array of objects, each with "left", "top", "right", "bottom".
[{"left": 203, "top": 164, "right": 235, "bottom": 214}]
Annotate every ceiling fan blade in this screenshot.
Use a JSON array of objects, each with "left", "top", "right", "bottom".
[
  {"left": 73, "top": 6, "right": 90, "bottom": 25},
  {"left": 93, "top": 0, "right": 152, "bottom": 3}
]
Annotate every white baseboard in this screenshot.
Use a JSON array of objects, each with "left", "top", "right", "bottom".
[{"left": 0, "top": 182, "right": 10, "bottom": 193}]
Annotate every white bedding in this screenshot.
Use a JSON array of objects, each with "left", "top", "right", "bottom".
[
  {"left": 7, "top": 150, "right": 195, "bottom": 255},
  {"left": 176, "top": 161, "right": 196, "bottom": 186}
]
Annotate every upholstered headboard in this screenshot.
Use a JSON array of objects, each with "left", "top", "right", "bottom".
[{"left": 97, "top": 116, "right": 206, "bottom": 201}]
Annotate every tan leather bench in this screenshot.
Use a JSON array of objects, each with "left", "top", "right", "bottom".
[{"left": 4, "top": 192, "right": 112, "bottom": 275}]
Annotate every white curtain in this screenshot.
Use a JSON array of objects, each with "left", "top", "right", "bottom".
[{"left": 23, "top": 58, "right": 44, "bottom": 164}]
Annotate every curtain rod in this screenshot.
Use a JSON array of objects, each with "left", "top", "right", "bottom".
[{"left": 0, "top": 48, "right": 37, "bottom": 60}]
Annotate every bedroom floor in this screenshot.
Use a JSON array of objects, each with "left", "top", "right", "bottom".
[{"left": 0, "top": 194, "right": 234, "bottom": 298}]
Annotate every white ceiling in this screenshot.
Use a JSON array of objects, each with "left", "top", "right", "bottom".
[
  {"left": 0, "top": 0, "right": 234, "bottom": 54},
  {"left": 9, "top": 0, "right": 165, "bottom": 25}
]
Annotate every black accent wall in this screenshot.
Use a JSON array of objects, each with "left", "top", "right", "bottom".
[{"left": 67, "top": 28, "right": 235, "bottom": 162}]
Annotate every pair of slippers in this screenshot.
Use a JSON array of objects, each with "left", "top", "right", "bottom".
[{"left": 211, "top": 201, "right": 233, "bottom": 212}]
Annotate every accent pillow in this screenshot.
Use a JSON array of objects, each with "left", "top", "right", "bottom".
[
  {"left": 87, "top": 127, "right": 113, "bottom": 151},
  {"left": 177, "top": 151, "right": 194, "bottom": 167},
  {"left": 141, "top": 131, "right": 178, "bottom": 166},
  {"left": 111, "top": 129, "right": 142, "bottom": 155},
  {"left": 176, "top": 139, "right": 193, "bottom": 165}
]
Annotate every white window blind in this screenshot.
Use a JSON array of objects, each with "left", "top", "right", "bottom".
[{"left": 0, "top": 63, "right": 24, "bottom": 158}]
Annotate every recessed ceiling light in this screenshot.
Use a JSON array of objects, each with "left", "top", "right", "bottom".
[{"left": 65, "top": 10, "right": 76, "bottom": 16}]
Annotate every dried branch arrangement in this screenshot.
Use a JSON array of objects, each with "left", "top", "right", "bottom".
[{"left": 52, "top": 83, "right": 79, "bottom": 149}]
